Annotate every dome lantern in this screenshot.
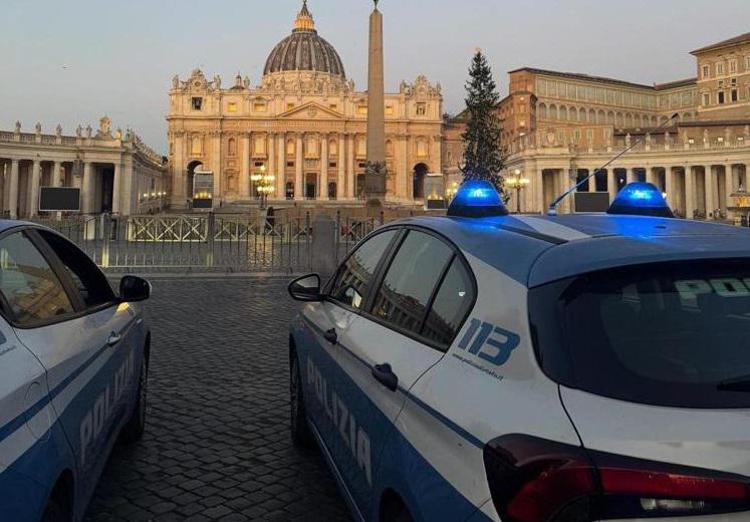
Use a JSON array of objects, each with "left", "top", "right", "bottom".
[{"left": 294, "top": 0, "right": 315, "bottom": 32}]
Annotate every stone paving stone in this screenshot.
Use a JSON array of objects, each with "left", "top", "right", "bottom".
[{"left": 84, "top": 277, "right": 350, "bottom": 521}]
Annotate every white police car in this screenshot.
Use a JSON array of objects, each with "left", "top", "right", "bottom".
[
  {"left": 0, "top": 222, "right": 151, "bottom": 522},
  {"left": 289, "top": 180, "right": 750, "bottom": 522}
]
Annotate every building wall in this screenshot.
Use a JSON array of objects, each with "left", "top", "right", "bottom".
[
  {"left": 488, "top": 34, "right": 750, "bottom": 219},
  {"left": 695, "top": 39, "right": 750, "bottom": 120}
]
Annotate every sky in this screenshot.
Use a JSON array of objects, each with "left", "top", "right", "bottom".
[{"left": 2, "top": 0, "right": 749, "bottom": 154}]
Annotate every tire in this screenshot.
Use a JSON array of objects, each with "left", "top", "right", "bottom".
[
  {"left": 290, "top": 352, "right": 314, "bottom": 448},
  {"left": 120, "top": 356, "right": 148, "bottom": 444},
  {"left": 41, "top": 497, "right": 67, "bottom": 522}
]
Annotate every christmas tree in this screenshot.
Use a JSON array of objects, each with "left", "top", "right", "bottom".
[{"left": 461, "top": 50, "right": 507, "bottom": 201}]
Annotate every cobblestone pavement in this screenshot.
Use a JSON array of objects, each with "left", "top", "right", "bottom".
[{"left": 85, "top": 277, "right": 351, "bottom": 522}]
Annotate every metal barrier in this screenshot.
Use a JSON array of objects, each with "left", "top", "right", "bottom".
[{"left": 27, "top": 211, "right": 396, "bottom": 273}]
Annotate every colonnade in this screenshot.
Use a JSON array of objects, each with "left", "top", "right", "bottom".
[{"left": 511, "top": 162, "right": 749, "bottom": 218}]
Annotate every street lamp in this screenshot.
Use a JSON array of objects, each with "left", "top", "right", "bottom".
[
  {"left": 251, "top": 165, "right": 276, "bottom": 210},
  {"left": 446, "top": 181, "right": 460, "bottom": 201},
  {"left": 506, "top": 168, "right": 530, "bottom": 214}
]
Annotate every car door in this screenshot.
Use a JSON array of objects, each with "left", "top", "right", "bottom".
[
  {"left": 0, "top": 228, "right": 133, "bottom": 505},
  {"left": 328, "top": 228, "right": 462, "bottom": 512},
  {"left": 297, "top": 229, "right": 401, "bottom": 495}
]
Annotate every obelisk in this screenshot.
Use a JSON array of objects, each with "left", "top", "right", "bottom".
[{"left": 365, "top": 0, "right": 386, "bottom": 205}]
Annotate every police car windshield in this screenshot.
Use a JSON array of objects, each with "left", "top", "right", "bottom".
[{"left": 530, "top": 259, "right": 750, "bottom": 409}]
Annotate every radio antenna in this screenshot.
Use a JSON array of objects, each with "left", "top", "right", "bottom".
[{"left": 547, "top": 113, "right": 680, "bottom": 216}]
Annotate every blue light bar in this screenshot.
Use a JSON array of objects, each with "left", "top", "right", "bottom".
[
  {"left": 607, "top": 182, "right": 673, "bottom": 218},
  {"left": 447, "top": 180, "right": 508, "bottom": 218}
]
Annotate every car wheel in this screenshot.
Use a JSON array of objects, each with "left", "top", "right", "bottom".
[
  {"left": 41, "top": 497, "right": 67, "bottom": 522},
  {"left": 121, "top": 356, "right": 148, "bottom": 444},
  {"left": 290, "top": 352, "right": 314, "bottom": 448}
]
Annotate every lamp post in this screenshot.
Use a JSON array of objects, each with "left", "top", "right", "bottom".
[
  {"left": 506, "top": 168, "right": 530, "bottom": 214},
  {"left": 250, "top": 165, "right": 276, "bottom": 210}
]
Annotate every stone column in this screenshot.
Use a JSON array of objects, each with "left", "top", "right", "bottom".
[
  {"left": 704, "top": 165, "right": 715, "bottom": 218},
  {"left": 398, "top": 136, "right": 408, "bottom": 201},
  {"left": 295, "top": 134, "right": 304, "bottom": 200},
  {"left": 81, "top": 162, "right": 93, "bottom": 213},
  {"left": 112, "top": 161, "right": 122, "bottom": 214},
  {"left": 8, "top": 160, "right": 19, "bottom": 219},
  {"left": 29, "top": 160, "right": 41, "bottom": 217},
  {"left": 646, "top": 167, "right": 657, "bottom": 186},
  {"left": 338, "top": 133, "right": 346, "bottom": 200},
  {"left": 52, "top": 161, "right": 62, "bottom": 188},
  {"left": 347, "top": 134, "right": 356, "bottom": 199},
  {"left": 170, "top": 133, "right": 186, "bottom": 209},
  {"left": 277, "top": 133, "right": 286, "bottom": 199},
  {"left": 241, "top": 133, "right": 251, "bottom": 198},
  {"left": 211, "top": 133, "right": 222, "bottom": 205},
  {"left": 726, "top": 164, "right": 736, "bottom": 211},
  {"left": 607, "top": 169, "right": 618, "bottom": 203},
  {"left": 626, "top": 167, "right": 636, "bottom": 184},
  {"left": 685, "top": 166, "right": 695, "bottom": 219},
  {"left": 535, "top": 168, "right": 545, "bottom": 213},
  {"left": 664, "top": 167, "right": 675, "bottom": 209},
  {"left": 319, "top": 135, "right": 328, "bottom": 201}
]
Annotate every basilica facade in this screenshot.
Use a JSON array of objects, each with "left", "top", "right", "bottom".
[{"left": 167, "top": 2, "right": 443, "bottom": 210}]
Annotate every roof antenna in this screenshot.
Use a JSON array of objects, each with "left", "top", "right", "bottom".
[{"left": 547, "top": 113, "right": 680, "bottom": 216}]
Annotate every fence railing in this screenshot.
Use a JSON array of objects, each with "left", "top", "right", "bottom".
[{"left": 29, "top": 211, "right": 392, "bottom": 273}]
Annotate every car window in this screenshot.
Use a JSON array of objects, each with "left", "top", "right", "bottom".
[
  {"left": 530, "top": 258, "right": 750, "bottom": 409},
  {"left": 329, "top": 230, "right": 398, "bottom": 309},
  {"left": 0, "top": 231, "right": 75, "bottom": 325},
  {"left": 421, "top": 257, "right": 475, "bottom": 349},
  {"left": 36, "top": 230, "right": 115, "bottom": 309},
  {"left": 372, "top": 230, "right": 454, "bottom": 338}
]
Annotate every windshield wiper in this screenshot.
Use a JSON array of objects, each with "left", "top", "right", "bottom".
[{"left": 717, "top": 375, "right": 750, "bottom": 392}]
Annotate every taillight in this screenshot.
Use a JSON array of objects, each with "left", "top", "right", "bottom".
[{"left": 483, "top": 434, "right": 750, "bottom": 522}]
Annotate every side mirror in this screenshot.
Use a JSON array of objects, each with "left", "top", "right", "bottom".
[
  {"left": 288, "top": 274, "right": 323, "bottom": 302},
  {"left": 120, "top": 275, "right": 151, "bottom": 303}
]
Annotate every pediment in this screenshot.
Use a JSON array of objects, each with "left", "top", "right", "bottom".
[{"left": 278, "top": 102, "right": 343, "bottom": 120}]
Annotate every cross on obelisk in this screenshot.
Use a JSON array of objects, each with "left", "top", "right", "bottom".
[{"left": 365, "top": 0, "right": 386, "bottom": 206}]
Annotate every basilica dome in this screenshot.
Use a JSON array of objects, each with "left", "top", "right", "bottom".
[{"left": 263, "top": 1, "right": 346, "bottom": 78}]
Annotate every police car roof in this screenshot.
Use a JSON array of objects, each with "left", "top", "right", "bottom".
[{"left": 391, "top": 214, "right": 750, "bottom": 287}]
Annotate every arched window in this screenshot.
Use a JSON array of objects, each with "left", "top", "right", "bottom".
[
  {"left": 286, "top": 139, "right": 295, "bottom": 156},
  {"left": 329, "top": 138, "right": 338, "bottom": 157},
  {"left": 228, "top": 138, "right": 236, "bottom": 157},
  {"left": 538, "top": 103, "right": 548, "bottom": 119},
  {"left": 191, "top": 136, "right": 202, "bottom": 155},
  {"left": 328, "top": 182, "right": 337, "bottom": 200},
  {"left": 560, "top": 105, "right": 569, "bottom": 121},
  {"left": 570, "top": 107, "right": 578, "bottom": 122},
  {"left": 588, "top": 108, "right": 595, "bottom": 123},
  {"left": 386, "top": 139, "right": 394, "bottom": 157},
  {"left": 549, "top": 104, "right": 558, "bottom": 120},
  {"left": 285, "top": 181, "right": 294, "bottom": 200}
]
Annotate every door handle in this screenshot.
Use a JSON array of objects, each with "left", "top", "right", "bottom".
[
  {"left": 107, "top": 333, "right": 122, "bottom": 346},
  {"left": 324, "top": 328, "right": 338, "bottom": 345},
  {"left": 371, "top": 363, "right": 398, "bottom": 392}
]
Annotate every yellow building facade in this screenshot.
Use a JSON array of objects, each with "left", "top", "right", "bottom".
[{"left": 167, "top": 2, "right": 443, "bottom": 209}]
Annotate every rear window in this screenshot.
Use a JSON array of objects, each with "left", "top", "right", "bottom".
[{"left": 530, "top": 259, "right": 750, "bottom": 408}]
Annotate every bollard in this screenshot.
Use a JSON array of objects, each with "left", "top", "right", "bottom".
[{"left": 311, "top": 214, "right": 337, "bottom": 276}]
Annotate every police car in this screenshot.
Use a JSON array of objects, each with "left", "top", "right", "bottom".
[
  {"left": 288, "top": 180, "right": 750, "bottom": 522},
  {"left": 0, "top": 221, "right": 151, "bottom": 522}
]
